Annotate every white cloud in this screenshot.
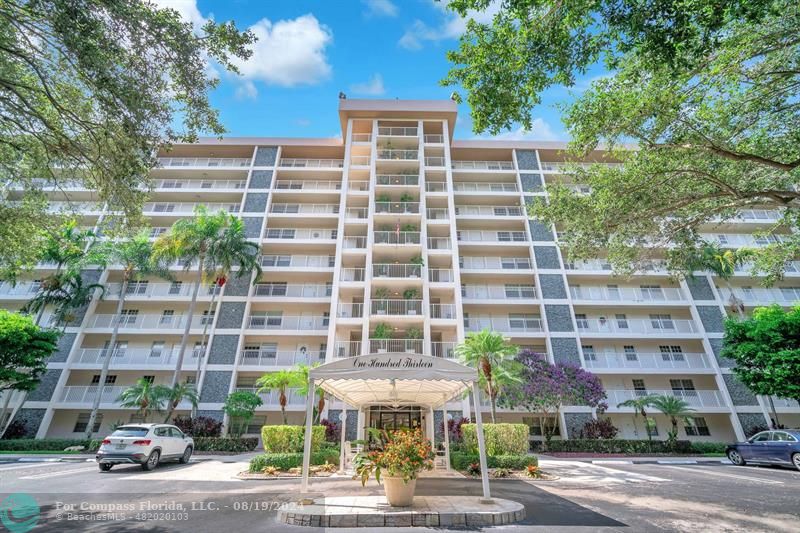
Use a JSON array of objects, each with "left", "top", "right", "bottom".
[
  {"left": 474, "top": 118, "right": 563, "bottom": 142},
  {"left": 399, "top": 0, "right": 500, "bottom": 50},
  {"left": 233, "top": 14, "right": 333, "bottom": 87},
  {"left": 362, "top": 0, "right": 398, "bottom": 17},
  {"left": 350, "top": 74, "right": 386, "bottom": 96},
  {"left": 151, "top": 0, "right": 208, "bottom": 29},
  {"left": 296, "top": 118, "right": 311, "bottom": 127},
  {"left": 234, "top": 80, "right": 258, "bottom": 100}
]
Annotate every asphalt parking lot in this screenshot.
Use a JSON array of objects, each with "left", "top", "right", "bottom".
[{"left": 1, "top": 457, "right": 797, "bottom": 532}]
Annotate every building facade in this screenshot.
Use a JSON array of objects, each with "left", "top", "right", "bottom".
[{"left": 3, "top": 99, "right": 798, "bottom": 443}]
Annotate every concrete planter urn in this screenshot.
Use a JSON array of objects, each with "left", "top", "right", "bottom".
[{"left": 382, "top": 476, "right": 416, "bottom": 507}]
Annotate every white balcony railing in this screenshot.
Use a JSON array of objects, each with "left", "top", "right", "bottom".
[
  {"left": 455, "top": 205, "right": 524, "bottom": 217},
  {"left": 371, "top": 263, "right": 422, "bottom": 278},
  {"left": 460, "top": 257, "right": 533, "bottom": 270},
  {"left": 259, "top": 255, "right": 334, "bottom": 268},
  {"left": 463, "top": 285, "right": 537, "bottom": 300},
  {"left": 378, "top": 126, "right": 418, "bottom": 137},
  {"left": 425, "top": 181, "right": 447, "bottom": 192},
  {"left": 60, "top": 386, "right": 127, "bottom": 404},
  {"left": 350, "top": 155, "right": 370, "bottom": 166},
  {"left": 239, "top": 350, "right": 324, "bottom": 367},
  {"left": 374, "top": 231, "right": 421, "bottom": 245},
  {"left": 584, "top": 352, "right": 710, "bottom": 370},
  {"left": 264, "top": 228, "right": 336, "bottom": 240},
  {"left": 349, "top": 181, "right": 370, "bottom": 191},
  {"left": 577, "top": 318, "right": 698, "bottom": 334},
  {"left": 431, "top": 341, "right": 457, "bottom": 359},
  {"left": 465, "top": 316, "right": 544, "bottom": 333},
  {"left": 424, "top": 134, "right": 444, "bottom": 144},
  {"left": 370, "top": 339, "right": 424, "bottom": 354},
  {"left": 452, "top": 182, "right": 518, "bottom": 192},
  {"left": 426, "top": 208, "right": 449, "bottom": 220},
  {"left": 701, "top": 233, "right": 790, "bottom": 248},
  {"left": 377, "top": 149, "right": 418, "bottom": 160},
  {"left": 377, "top": 174, "right": 419, "bottom": 186},
  {"left": 105, "top": 282, "right": 201, "bottom": 298},
  {"left": 607, "top": 389, "right": 726, "bottom": 409},
  {"left": 346, "top": 207, "right": 369, "bottom": 219},
  {"left": 143, "top": 202, "right": 239, "bottom": 214},
  {"left": 76, "top": 348, "right": 202, "bottom": 366},
  {"left": 427, "top": 237, "right": 452, "bottom": 250},
  {"left": 0, "top": 282, "right": 41, "bottom": 296},
  {"left": 337, "top": 303, "right": 364, "bottom": 318},
  {"left": 371, "top": 299, "right": 423, "bottom": 316},
  {"left": 352, "top": 133, "right": 372, "bottom": 143},
  {"left": 425, "top": 156, "right": 445, "bottom": 167},
  {"left": 458, "top": 230, "right": 527, "bottom": 243},
  {"left": 153, "top": 179, "right": 246, "bottom": 190},
  {"left": 429, "top": 268, "right": 454, "bottom": 283},
  {"left": 569, "top": 286, "right": 685, "bottom": 302},
  {"left": 279, "top": 158, "right": 344, "bottom": 168},
  {"left": 246, "top": 315, "right": 329, "bottom": 330},
  {"left": 253, "top": 283, "right": 331, "bottom": 298},
  {"left": 430, "top": 304, "right": 457, "bottom": 319},
  {"left": 157, "top": 157, "right": 250, "bottom": 168},
  {"left": 270, "top": 203, "right": 339, "bottom": 214},
  {"left": 375, "top": 202, "right": 420, "bottom": 214},
  {"left": 274, "top": 180, "right": 342, "bottom": 191},
  {"left": 88, "top": 314, "right": 208, "bottom": 330},
  {"left": 343, "top": 236, "right": 367, "bottom": 249},
  {"left": 234, "top": 387, "right": 305, "bottom": 406},
  {"left": 340, "top": 267, "right": 366, "bottom": 281},
  {"left": 452, "top": 160, "right": 514, "bottom": 171},
  {"left": 565, "top": 259, "right": 669, "bottom": 273},
  {"left": 717, "top": 287, "right": 800, "bottom": 305},
  {"left": 334, "top": 341, "right": 362, "bottom": 358}
]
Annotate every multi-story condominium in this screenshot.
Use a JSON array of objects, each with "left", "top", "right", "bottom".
[{"left": 2, "top": 98, "right": 798, "bottom": 443}]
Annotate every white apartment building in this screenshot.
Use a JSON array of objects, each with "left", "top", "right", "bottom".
[{"left": 2, "top": 98, "right": 798, "bottom": 443}]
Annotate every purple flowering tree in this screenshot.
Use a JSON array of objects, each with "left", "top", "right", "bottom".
[{"left": 501, "top": 350, "right": 607, "bottom": 447}]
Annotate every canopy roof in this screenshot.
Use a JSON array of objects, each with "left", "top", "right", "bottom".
[{"left": 310, "top": 353, "right": 476, "bottom": 409}]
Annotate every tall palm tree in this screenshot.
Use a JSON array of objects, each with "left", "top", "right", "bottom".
[
  {"left": 649, "top": 395, "right": 695, "bottom": 445},
  {"left": 256, "top": 369, "right": 303, "bottom": 425},
  {"left": 296, "top": 363, "right": 326, "bottom": 423},
  {"left": 455, "top": 329, "right": 519, "bottom": 423},
  {"left": 616, "top": 395, "right": 656, "bottom": 440},
  {"left": 117, "top": 378, "right": 170, "bottom": 422},
  {"left": 84, "top": 231, "right": 172, "bottom": 437},
  {"left": 153, "top": 207, "right": 241, "bottom": 387},
  {"left": 683, "top": 242, "right": 754, "bottom": 319},
  {"left": 23, "top": 271, "right": 105, "bottom": 328},
  {"left": 162, "top": 382, "right": 200, "bottom": 423}
]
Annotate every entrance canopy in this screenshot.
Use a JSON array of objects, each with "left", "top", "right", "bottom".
[{"left": 310, "top": 353, "right": 475, "bottom": 408}]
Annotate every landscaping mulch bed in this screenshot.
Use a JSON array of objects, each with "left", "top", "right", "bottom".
[
  {"left": 463, "top": 469, "right": 559, "bottom": 481},
  {"left": 543, "top": 452, "right": 719, "bottom": 458},
  {"left": 237, "top": 471, "right": 336, "bottom": 480}
]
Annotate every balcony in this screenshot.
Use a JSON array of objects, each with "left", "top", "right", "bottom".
[
  {"left": 39, "top": 201, "right": 104, "bottom": 213},
  {"left": 424, "top": 134, "right": 444, "bottom": 144},
  {"left": 371, "top": 299, "right": 423, "bottom": 316},
  {"left": 452, "top": 160, "right": 514, "bottom": 171},
  {"left": 375, "top": 202, "right": 420, "bottom": 214},
  {"left": 153, "top": 179, "right": 246, "bottom": 190},
  {"left": 702, "top": 233, "right": 789, "bottom": 248},
  {"left": 234, "top": 387, "right": 305, "bottom": 407},
  {"left": 264, "top": 228, "right": 336, "bottom": 240},
  {"left": 426, "top": 208, "right": 449, "bottom": 220},
  {"left": 465, "top": 316, "right": 544, "bottom": 333},
  {"left": 374, "top": 231, "right": 421, "bottom": 245},
  {"left": 372, "top": 263, "right": 421, "bottom": 278},
  {"left": 105, "top": 282, "right": 203, "bottom": 298},
  {"left": 349, "top": 181, "right": 370, "bottom": 191},
  {"left": 246, "top": 315, "right": 329, "bottom": 330},
  {"left": 732, "top": 209, "right": 782, "bottom": 222},
  {"left": 463, "top": 285, "right": 537, "bottom": 300},
  {"left": 239, "top": 350, "right": 324, "bottom": 367},
  {"left": 340, "top": 267, "right": 366, "bottom": 282},
  {"left": 345, "top": 207, "right": 369, "bottom": 219},
  {"left": 427, "top": 237, "right": 452, "bottom": 250},
  {"left": 351, "top": 155, "right": 370, "bottom": 166},
  {"left": 376, "top": 174, "right": 419, "bottom": 186},
  {"left": 431, "top": 341, "right": 456, "bottom": 358},
  {"left": 337, "top": 303, "right": 364, "bottom": 318},
  {"left": 539, "top": 162, "right": 622, "bottom": 172},
  {"left": 157, "top": 157, "right": 250, "bottom": 168},
  {"left": 460, "top": 257, "right": 532, "bottom": 270},
  {"left": 377, "top": 149, "right": 418, "bottom": 161},
  {"left": 577, "top": 318, "right": 698, "bottom": 335},
  {"left": 565, "top": 259, "right": 668, "bottom": 273},
  {"left": 378, "top": 126, "right": 418, "bottom": 137},
  {"left": 370, "top": 339, "right": 424, "bottom": 354},
  {"left": 270, "top": 203, "right": 339, "bottom": 215},
  {"left": 259, "top": 255, "right": 334, "bottom": 269},
  {"left": 425, "top": 156, "right": 445, "bottom": 167},
  {"left": 718, "top": 286, "right": 800, "bottom": 306},
  {"left": 607, "top": 389, "right": 726, "bottom": 409},
  {"left": 352, "top": 133, "right": 372, "bottom": 143},
  {"left": 274, "top": 180, "right": 341, "bottom": 191},
  {"left": 428, "top": 268, "right": 454, "bottom": 283},
  {"left": 76, "top": 348, "right": 202, "bottom": 367},
  {"left": 88, "top": 314, "right": 208, "bottom": 330},
  {"left": 253, "top": 283, "right": 331, "bottom": 298},
  {"left": 144, "top": 202, "right": 239, "bottom": 214},
  {"left": 430, "top": 304, "right": 457, "bottom": 319},
  {"left": 458, "top": 230, "right": 527, "bottom": 243},
  {"left": 569, "top": 286, "right": 685, "bottom": 302},
  {"left": 0, "top": 282, "right": 41, "bottom": 297},
  {"left": 584, "top": 352, "right": 711, "bottom": 371},
  {"left": 455, "top": 206, "right": 524, "bottom": 217},
  {"left": 343, "top": 236, "right": 367, "bottom": 249},
  {"left": 453, "top": 182, "right": 518, "bottom": 192},
  {"left": 59, "top": 386, "right": 126, "bottom": 404},
  {"left": 279, "top": 158, "right": 344, "bottom": 168},
  {"left": 425, "top": 181, "right": 447, "bottom": 192},
  {"left": 334, "top": 341, "right": 362, "bottom": 358}
]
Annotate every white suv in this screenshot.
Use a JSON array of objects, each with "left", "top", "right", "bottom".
[{"left": 96, "top": 424, "right": 194, "bottom": 471}]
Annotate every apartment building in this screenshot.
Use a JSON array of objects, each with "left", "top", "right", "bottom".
[{"left": 2, "top": 98, "right": 798, "bottom": 443}]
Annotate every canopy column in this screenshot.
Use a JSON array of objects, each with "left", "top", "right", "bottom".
[
  {"left": 338, "top": 409, "right": 347, "bottom": 474},
  {"left": 442, "top": 408, "right": 451, "bottom": 470},
  {"left": 471, "top": 381, "right": 492, "bottom": 502},
  {"left": 300, "top": 377, "right": 316, "bottom": 493}
]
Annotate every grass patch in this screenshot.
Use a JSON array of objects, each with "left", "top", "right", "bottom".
[{"left": 0, "top": 450, "right": 89, "bottom": 455}]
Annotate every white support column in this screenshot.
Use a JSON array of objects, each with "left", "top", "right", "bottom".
[
  {"left": 471, "top": 382, "right": 492, "bottom": 502},
  {"left": 428, "top": 406, "right": 435, "bottom": 460},
  {"left": 357, "top": 407, "right": 366, "bottom": 440},
  {"left": 338, "top": 409, "right": 347, "bottom": 474},
  {"left": 300, "top": 377, "right": 316, "bottom": 493},
  {"left": 442, "top": 407, "right": 451, "bottom": 470}
]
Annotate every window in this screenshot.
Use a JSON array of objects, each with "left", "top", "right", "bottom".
[
  {"left": 102, "top": 341, "right": 127, "bottom": 357},
  {"left": 168, "top": 281, "right": 183, "bottom": 295},
  {"left": 261, "top": 255, "right": 291, "bottom": 267},
  {"left": 142, "top": 375, "right": 155, "bottom": 384},
  {"left": 582, "top": 345, "right": 596, "bottom": 361},
  {"left": 509, "top": 313, "right": 539, "bottom": 331},
  {"left": 623, "top": 345, "right": 637, "bottom": 361},
  {"left": 160, "top": 310, "right": 175, "bottom": 325},
  {"left": 126, "top": 281, "right": 149, "bottom": 295},
  {"left": 73, "top": 413, "right": 103, "bottom": 433},
  {"left": 632, "top": 379, "right": 647, "bottom": 396},
  {"left": 153, "top": 203, "right": 175, "bottom": 213},
  {"left": 650, "top": 314, "right": 674, "bottom": 330},
  {"left": 522, "top": 416, "right": 560, "bottom": 436},
  {"left": 670, "top": 379, "right": 696, "bottom": 396},
  {"left": 91, "top": 375, "right": 116, "bottom": 385},
  {"left": 155, "top": 427, "right": 170, "bottom": 437},
  {"left": 751, "top": 432, "right": 771, "bottom": 442},
  {"left": 606, "top": 284, "right": 619, "bottom": 299},
  {"left": 684, "top": 417, "right": 710, "bottom": 436},
  {"left": 640, "top": 284, "right": 663, "bottom": 300},
  {"left": 246, "top": 416, "right": 266, "bottom": 435},
  {"left": 659, "top": 345, "right": 685, "bottom": 362},
  {"left": 716, "top": 234, "right": 728, "bottom": 245},
  {"left": 575, "top": 313, "right": 588, "bottom": 329},
  {"left": 193, "top": 342, "right": 207, "bottom": 357},
  {"left": 615, "top": 314, "right": 628, "bottom": 329},
  {"left": 118, "top": 309, "right": 138, "bottom": 326},
  {"left": 150, "top": 341, "right": 165, "bottom": 358},
  {"left": 773, "top": 432, "right": 797, "bottom": 442},
  {"left": 185, "top": 375, "right": 196, "bottom": 385},
  {"left": 505, "top": 284, "right": 535, "bottom": 298},
  {"left": 201, "top": 310, "right": 215, "bottom": 325}
]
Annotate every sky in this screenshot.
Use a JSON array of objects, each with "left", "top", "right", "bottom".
[{"left": 155, "top": 0, "right": 603, "bottom": 142}]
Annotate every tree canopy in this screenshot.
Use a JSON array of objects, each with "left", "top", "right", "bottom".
[
  {"left": 0, "top": 309, "right": 59, "bottom": 392},
  {"left": 0, "top": 0, "right": 255, "bottom": 278},
  {"left": 443, "top": 0, "right": 799, "bottom": 279},
  {"left": 722, "top": 305, "right": 800, "bottom": 403}
]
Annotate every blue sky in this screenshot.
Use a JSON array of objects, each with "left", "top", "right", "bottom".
[{"left": 157, "top": 0, "right": 602, "bottom": 141}]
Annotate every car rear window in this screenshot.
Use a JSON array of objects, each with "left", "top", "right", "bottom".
[{"left": 110, "top": 427, "right": 149, "bottom": 437}]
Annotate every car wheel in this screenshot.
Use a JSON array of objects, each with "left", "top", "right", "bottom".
[
  {"left": 792, "top": 453, "right": 800, "bottom": 472},
  {"left": 727, "top": 449, "right": 746, "bottom": 466},
  {"left": 99, "top": 464, "right": 113, "bottom": 472},
  {"left": 179, "top": 446, "right": 193, "bottom": 464},
  {"left": 141, "top": 450, "right": 160, "bottom": 471}
]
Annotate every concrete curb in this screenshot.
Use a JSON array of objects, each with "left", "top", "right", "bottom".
[{"left": 588, "top": 459, "right": 732, "bottom": 465}]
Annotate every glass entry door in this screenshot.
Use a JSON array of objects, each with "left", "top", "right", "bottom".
[{"left": 369, "top": 406, "right": 422, "bottom": 434}]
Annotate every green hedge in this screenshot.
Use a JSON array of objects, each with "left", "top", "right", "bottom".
[
  {"left": 261, "top": 425, "right": 325, "bottom": 453},
  {"left": 450, "top": 452, "right": 538, "bottom": 471},
  {"left": 249, "top": 450, "right": 339, "bottom": 472},
  {"left": 538, "top": 439, "right": 693, "bottom": 454},
  {"left": 688, "top": 441, "right": 729, "bottom": 454},
  {"left": 461, "top": 424, "right": 529, "bottom": 455},
  {"left": 0, "top": 439, "right": 102, "bottom": 452},
  {"left": 192, "top": 437, "right": 258, "bottom": 452}
]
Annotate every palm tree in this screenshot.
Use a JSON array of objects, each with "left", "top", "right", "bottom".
[
  {"left": 23, "top": 271, "right": 105, "bottom": 329},
  {"left": 117, "top": 378, "right": 170, "bottom": 422},
  {"left": 616, "top": 395, "right": 657, "bottom": 440},
  {"left": 455, "top": 329, "right": 519, "bottom": 423},
  {"left": 683, "top": 242, "right": 754, "bottom": 319},
  {"left": 256, "top": 369, "right": 303, "bottom": 425},
  {"left": 296, "top": 364, "right": 326, "bottom": 423},
  {"left": 162, "top": 382, "right": 200, "bottom": 423},
  {"left": 649, "top": 395, "right": 695, "bottom": 445},
  {"left": 82, "top": 231, "right": 172, "bottom": 437},
  {"left": 153, "top": 207, "right": 249, "bottom": 387}
]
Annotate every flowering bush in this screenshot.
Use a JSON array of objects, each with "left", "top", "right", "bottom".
[
  {"left": 467, "top": 462, "right": 481, "bottom": 476},
  {"left": 526, "top": 464, "right": 542, "bottom": 478},
  {"left": 439, "top": 417, "right": 470, "bottom": 443},
  {"left": 172, "top": 415, "right": 222, "bottom": 437},
  {"left": 354, "top": 428, "right": 434, "bottom": 485},
  {"left": 320, "top": 418, "right": 341, "bottom": 442},
  {"left": 580, "top": 418, "right": 619, "bottom": 439}
]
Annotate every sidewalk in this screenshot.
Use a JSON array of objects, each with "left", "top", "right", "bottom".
[
  {"left": 0, "top": 451, "right": 259, "bottom": 464},
  {"left": 538, "top": 454, "right": 730, "bottom": 465}
]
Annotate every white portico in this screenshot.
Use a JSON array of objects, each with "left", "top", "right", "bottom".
[{"left": 299, "top": 353, "right": 493, "bottom": 501}]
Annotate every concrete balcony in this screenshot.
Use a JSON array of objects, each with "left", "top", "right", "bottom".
[
  {"left": 378, "top": 126, "right": 418, "bottom": 137},
  {"left": 565, "top": 259, "right": 668, "bottom": 273},
  {"left": 463, "top": 285, "right": 537, "bottom": 301},
  {"left": 152, "top": 179, "right": 246, "bottom": 190},
  {"left": 264, "top": 228, "right": 337, "bottom": 241},
  {"left": 350, "top": 155, "right": 370, "bottom": 166},
  {"left": 376, "top": 174, "right": 419, "bottom": 186},
  {"left": 370, "top": 339, "right": 424, "bottom": 354},
  {"left": 465, "top": 316, "right": 544, "bottom": 333},
  {"left": 424, "top": 156, "right": 445, "bottom": 167},
  {"left": 428, "top": 268, "right": 454, "bottom": 283},
  {"left": 340, "top": 268, "right": 366, "bottom": 282},
  {"left": 430, "top": 304, "right": 457, "bottom": 319},
  {"left": 426, "top": 208, "right": 449, "bottom": 220},
  {"left": 539, "top": 162, "right": 622, "bottom": 172},
  {"left": 253, "top": 283, "right": 331, "bottom": 298},
  {"left": 584, "top": 352, "right": 712, "bottom": 371},
  {"left": 374, "top": 231, "right": 421, "bottom": 245},
  {"left": 105, "top": 282, "right": 211, "bottom": 299},
  {"left": 259, "top": 255, "right": 334, "bottom": 269},
  {"left": 455, "top": 205, "right": 524, "bottom": 217},
  {"left": 701, "top": 233, "right": 790, "bottom": 248},
  {"left": 427, "top": 237, "right": 452, "bottom": 250},
  {"left": 239, "top": 350, "right": 325, "bottom": 367},
  {"left": 58, "top": 386, "right": 195, "bottom": 408},
  {"left": 424, "top": 134, "right": 444, "bottom": 144},
  {"left": 460, "top": 257, "right": 533, "bottom": 270},
  {"left": 352, "top": 133, "right": 372, "bottom": 143},
  {"left": 269, "top": 203, "right": 339, "bottom": 215},
  {"left": 234, "top": 388, "right": 305, "bottom": 407},
  {"left": 343, "top": 236, "right": 367, "bottom": 249},
  {"left": 569, "top": 286, "right": 686, "bottom": 303},
  {"left": 425, "top": 181, "right": 447, "bottom": 192},
  {"left": 143, "top": 202, "right": 239, "bottom": 214},
  {"left": 246, "top": 315, "right": 329, "bottom": 331},
  {"left": 458, "top": 230, "right": 527, "bottom": 243},
  {"left": 371, "top": 299, "right": 423, "bottom": 316},
  {"left": 453, "top": 182, "right": 518, "bottom": 192},
  {"left": 75, "top": 348, "right": 202, "bottom": 367},
  {"left": 717, "top": 287, "right": 800, "bottom": 306},
  {"left": 346, "top": 207, "right": 369, "bottom": 219},
  {"left": 371, "top": 263, "right": 422, "bottom": 278},
  {"left": 607, "top": 389, "right": 727, "bottom": 410},
  {"left": 337, "top": 303, "right": 364, "bottom": 318},
  {"left": 87, "top": 314, "right": 208, "bottom": 330},
  {"left": 348, "top": 181, "right": 370, "bottom": 192},
  {"left": 452, "top": 160, "right": 514, "bottom": 171},
  {"left": 431, "top": 342, "right": 457, "bottom": 359},
  {"left": 577, "top": 318, "right": 699, "bottom": 335},
  {"left": 334, "top": 341, "right": 362, "bottom": 358},
  {"left": 274, "top": 180, "right": 342, "bottom": 191},
  {"left": 279, "top": 158, "right": 343, "bottom": 168},
  {"left": 375, "top": 202, "right": 420, "bottom": 214},
  {"left": 0, "top": 281, "right": 41, "bottom": 298},
  {"left": 157, "top": 157, "right": 250, "bottom": 168},
  {"left": 377, "top": 149, "right": 418, "bottom": 160}
]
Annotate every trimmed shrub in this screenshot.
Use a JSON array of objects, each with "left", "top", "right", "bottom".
[
  {"left": 320, "top": 418, "right": 340, "bottom": 442},
  {"left": 689, "top": 441, "right": 729, "bottom": 454},
  {"left": 192, "top": 437, "right": 258, "bottom": 453},
  {"left": 261, "top": 425, "right": 325, "bottom": 453},
  {"left": 579, "top": 418, "right": 619, "bottom": 439},
  {"left": 450, "top": 451, "right": 538, "bottom": 471},
  {"left": 461, "top": 423, "right": 528, "bottom": 455},
  {"left": 537, "top": 439, "right": 692, "bottom": 454},
  {"left": 173, "top": 416, "right": 222, "bottom": 437},
  {"left": 248, "top": 450, "right": 339, "bottom": 472},
  {"left": 0, "top": 438, "right": 102, "bottom": 451}
]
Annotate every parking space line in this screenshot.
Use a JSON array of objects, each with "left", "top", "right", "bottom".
[
  {"left": 659, "top": 465, "right": 784, "bottom": 485},
  {"left": 19, "top": 466, "right": 99, "bottom": 480}
]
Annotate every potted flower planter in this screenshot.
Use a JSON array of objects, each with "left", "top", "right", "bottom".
[{"left": 382, "top": 476, "right": 416, "bottom": 507}]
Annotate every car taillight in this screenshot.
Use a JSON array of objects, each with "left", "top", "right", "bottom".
[
  {"left": 102, "top": 439, "right": 111, "bottom": 445},
  {"left": 132, "top": 440, "right": 151, "bottom": 446}
]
